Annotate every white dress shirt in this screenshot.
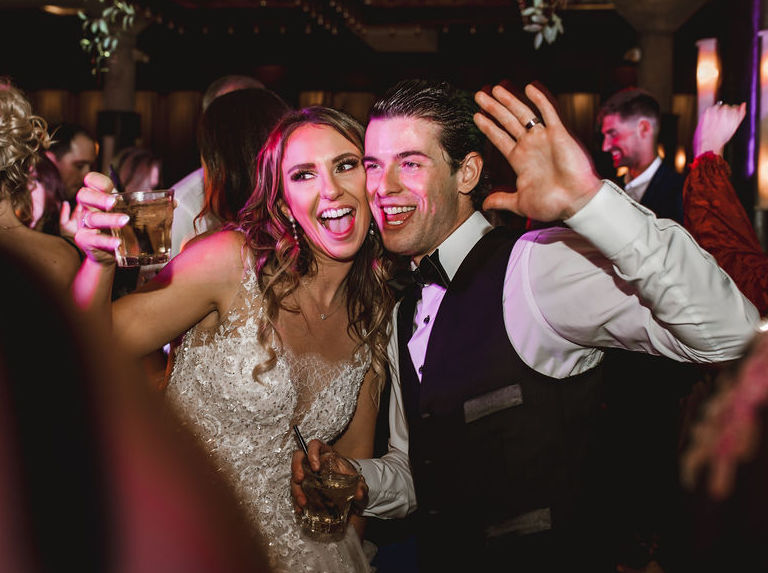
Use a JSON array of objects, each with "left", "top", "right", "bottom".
[
  {"left": 623, "top": 155, "right": 662, "bottom": 204},
  {"left": 356, "top": 179, "right": 760, "bottom": 519},
  {"left": 169, "top": 167, "right": 219, "bottom": 258}
]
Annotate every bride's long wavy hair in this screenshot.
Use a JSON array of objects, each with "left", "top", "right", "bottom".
[{"left": 235, "top": 106, "right": 393, "bottom": 402}]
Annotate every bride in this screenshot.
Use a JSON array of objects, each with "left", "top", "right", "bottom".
[{"left": 72, "top": 106, "right": 393, "bottom": 572}]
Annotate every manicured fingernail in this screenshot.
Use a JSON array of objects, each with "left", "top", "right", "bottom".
[
  {"left": 106, "top": 196, "right": 117, "bottom": 209},
  {"left": 117, "top": 214, "right": 130, "bottom": 225}
]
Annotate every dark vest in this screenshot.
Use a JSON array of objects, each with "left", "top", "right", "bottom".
[
  {"left": 397, "top": 227, "right": 606, "bottom": 569},
  {"left": 640, "top": 160, "right": 685, "bottom": 224}
]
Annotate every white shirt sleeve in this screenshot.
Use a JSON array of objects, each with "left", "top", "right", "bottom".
[
  {"left": 170, "top": 168, "right": 205, "bottom": 259},
  {"left": 504, "top": 180, "right": 761, "bottom": 379},
  {"left": 358, "top": 304, "right": 417, "bottom": 518}
]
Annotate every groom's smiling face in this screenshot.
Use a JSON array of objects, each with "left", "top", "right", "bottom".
[{"left": 363, "top": 116, "right": 469, "bottom": 264}]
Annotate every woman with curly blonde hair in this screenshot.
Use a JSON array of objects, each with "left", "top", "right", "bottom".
[
  {"left": 0, "top": 79, "right": 80, "bottom": 288},
  {"left": 72, "top": 106, "right": 394, "bottom": 572}
]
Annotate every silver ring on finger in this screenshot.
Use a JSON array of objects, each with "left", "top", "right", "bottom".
[
  {"left": 524, "top": 117, "right": 542, "bottom": 130},
  {"left": 81, "top": 211, "right": 90, "bottom": 229}
]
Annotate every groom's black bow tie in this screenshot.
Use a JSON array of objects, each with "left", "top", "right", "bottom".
[{"left": 387, "top": 250, "right": 451, "bottom": 293}]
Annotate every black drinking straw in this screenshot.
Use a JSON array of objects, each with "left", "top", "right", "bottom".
[{"left": 293, "top": 425, "right": 309, "bottom": 456}]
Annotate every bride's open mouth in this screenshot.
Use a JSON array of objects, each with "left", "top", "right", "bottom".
[{"left": 319, "top": 207, "right": 355, "bottom": 235}]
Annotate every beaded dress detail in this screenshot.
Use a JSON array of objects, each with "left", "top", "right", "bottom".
[{"left": 166, "top": 266, "right": 371, "bottom": 572}]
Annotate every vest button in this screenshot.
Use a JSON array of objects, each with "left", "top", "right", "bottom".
[
  {"left": 420, "top": 411, "right": 431, "bottom": 419},
  {"left": 418, "top": 365, "right": 424, "bottom": 374},
  {"left": 427, "top": 509, "right": 440, "bottom": 516},
  {"left": 423, "top": 315, "right": 430, "bottom": 324},
  {"left": 423, "top": 459, "right": 432, "bottom": 465}
]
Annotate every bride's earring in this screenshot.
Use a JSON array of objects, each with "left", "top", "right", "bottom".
[{"left": 288, "top": 215, "right": 299, "bottom": 243}]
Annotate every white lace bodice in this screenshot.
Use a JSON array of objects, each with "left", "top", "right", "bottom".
[{"left": 166, "top": 267, "right": 371, "bottom": 572}]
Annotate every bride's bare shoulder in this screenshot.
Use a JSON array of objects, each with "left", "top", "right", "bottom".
[{"left": 166, "top": 229, "right": 249, "bottom": 284}]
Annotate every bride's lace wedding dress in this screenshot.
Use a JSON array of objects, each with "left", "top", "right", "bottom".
[{"left": 166, "top": 268, "right": 372, "bottom": 572}]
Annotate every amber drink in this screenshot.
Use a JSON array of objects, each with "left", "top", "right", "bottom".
[
  {"left": 300, "top": 456, "right": 359, "bottom": 542},
  {"left": 111, "top": 189, "right": 174, "bottom": 267}
]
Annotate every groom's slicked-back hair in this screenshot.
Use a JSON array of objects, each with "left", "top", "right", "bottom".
[{"left": 369, "top": 78, "right": 489, "bottom": 199}]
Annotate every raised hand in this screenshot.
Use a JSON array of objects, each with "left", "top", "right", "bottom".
[
  {"left": 74, "top": 171, "right": 128, "bottom": 265},
  {"left": 693, "top": 102, "right": 747, "bottom": 157},
  {"left": 473, "top": 83, "right": 602, "bottom": 222}
]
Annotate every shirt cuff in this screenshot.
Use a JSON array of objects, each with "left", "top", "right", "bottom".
[
  {"left": 355, "top": 457, "right": 409, "bottom": 516},
  {"left": 346, "top": 456, "right": 364, "bottom": 475},
  {"left": 356, "top": 458, "right": 378, "bottom": 486},
  {"left": 564, "top": 179, "right": 653, "bottom": 259}
]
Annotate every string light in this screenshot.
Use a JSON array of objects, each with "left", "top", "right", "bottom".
[
  {"left": 87, "top": 1, "right": 537, "bottom": 44},
  {"left": 91, "top": 0, "right": 576, "bottom": 46},
  {"left": 128, "top": 0, "right": 367, "bottom": 40}
]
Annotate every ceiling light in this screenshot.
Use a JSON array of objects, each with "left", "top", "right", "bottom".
[{"left": 41, "top": 5, "right": 80, "bottom": 16}]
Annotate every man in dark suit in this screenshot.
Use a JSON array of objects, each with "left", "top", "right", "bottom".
[
  {"left": 292, "top": 79, "right": 758, "bottom": 572},
  {"left": 598, "top": 87, "right": 685, "bottom": 223},
  {"left": 598, "top": 87, "right": 699, "bottom": 569},
  {"left": 46, "top": 122, "right": 98, "bottom": 206}
]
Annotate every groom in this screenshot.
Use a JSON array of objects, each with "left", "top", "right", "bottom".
[{"left": 292, "top": 79, "right": 759, "bottom": 572}]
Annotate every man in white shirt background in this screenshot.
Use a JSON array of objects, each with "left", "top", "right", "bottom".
[
  {"left": 598, "top": 87, "right": 685, "bottom": 224},
  {"left": 292, "top": 79, "right": 759, "bottom": 572},
  {"left": 169, "top": 74, "right": 265, "bottom": 258}
]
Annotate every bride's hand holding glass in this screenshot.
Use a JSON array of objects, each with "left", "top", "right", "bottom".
[{"left": 75, "top": 171, "right": 128, "bottom": 265}]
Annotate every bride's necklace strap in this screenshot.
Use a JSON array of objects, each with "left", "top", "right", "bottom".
[{"left": 299, "top": 281, "right": 345, "bottom": 321}]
